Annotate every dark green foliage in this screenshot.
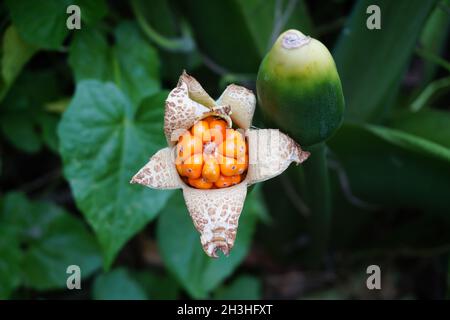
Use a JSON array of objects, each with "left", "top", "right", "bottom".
[
  {"left": 0, "top": 0, "right": 449, "bottom": 300},
  {"left": 0, "top": 193, "right": 102, "bottom": 297},
  {"left": 333, "top": 0, "right": 438, "bottom": 121}
]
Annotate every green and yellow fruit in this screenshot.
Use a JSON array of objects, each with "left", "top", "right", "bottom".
[{"left": 257, "top": 29, "right": 345, "bottom": 146}]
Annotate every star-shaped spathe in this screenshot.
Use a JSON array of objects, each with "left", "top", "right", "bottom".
[{"left": 131, "top": 71, "right": 309, "bottom": 257}]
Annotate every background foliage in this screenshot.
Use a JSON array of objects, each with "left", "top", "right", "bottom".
[{"left": 0, "top": 0, "right": 449, "bottom": 299}]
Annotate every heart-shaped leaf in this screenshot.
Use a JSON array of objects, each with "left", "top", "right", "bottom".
[
  {"left": 0, "top": 25, "right": 37, "bottom": 101},
  {"left": 69, "top": 22, "right": 160, "bottom": 106},
  {"left": 0, "top": 226, "right": 22, "bottom": 299},
  {"left": 5, "top": 0, "right": 107, "bottom": 49},
  {"left": 213, "top": 275, "right": 262, "bottom": 300},
  {"left": 0, "top": 70, "right": 64, "bottom": 153},
  {"left": 58, "top": 80, "right": 172, "bottom": 268},
  {"left": 0, "top": 192, "right": 102, "bottom": 293},
  {"left": 132, "top": 271, "right": 180, "bottom": 299},
  {"left": 93, "top": 268, "right": 147, "bottom": 300}
]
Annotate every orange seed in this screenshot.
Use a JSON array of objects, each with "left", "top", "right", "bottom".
[
  {"left": 214, "top": 174, "right": 241, "bottom": 188},
  {"left": 188, "top": 177, "right": 213, "bottom": 189},
  {"left": 191, "top": 120, "right": 211, "bottom": 142},
  {"left": 202, "top": 157, "right": 220, "bottom": 183},
  {"left": 177, "top": 131, "right": 202, "bottom": 161},
  {"left": 181, "top": 153, "right": 203, "bottom": 179},
  {"left": 209, "top": 119, "right": 227, "bottom": 145}
]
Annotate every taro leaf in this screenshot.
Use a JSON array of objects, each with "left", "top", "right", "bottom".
[
  {"left": 69, "top": 22, "right": 160, "bottom": 106},
  {"left": 58, "top": 80, "right": 172, "bottom": 268},
  {"left": 0, "top": 25, "right": 37, "bottom": 101},
  {"left": 333, "top": 0, "right": 438, "bottom": 121},
  {"left": 132, "top": 271, "right": 180, "bottom": 299},
  {"left": 5, "top": 0, "right": 107, "bottom": 49},
  {"left": 328, "top": 122, "right": 450, "bottom": 214},
  {"left": 0, "top": 192, "right": 102, "bottom": 291},
  {"left": 213, "top": 275, "right": 262, "bottom": 300},
  {"left": 93, "top": 268, "right": 147, "bottom": 300},
  {"left": 157, "top": 190, "right": 260, "bottom": 298}
]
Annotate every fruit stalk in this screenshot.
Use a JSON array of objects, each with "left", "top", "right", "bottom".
[
  {"left": 257, "top": 29, "right": 345, "bottom": 265},
  {"left": 302, "top": 143, "right": 331, "bottom": 265}
]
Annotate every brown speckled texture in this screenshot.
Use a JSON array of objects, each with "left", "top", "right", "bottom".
[
  {"left": 131, "top": 72, "right": 309, "bottom": 258},
  {"left": 217, "top": 84, "right": 256, "bottom": 129},
  {"left": 130, "top": 147, "right": 181, "bottom": 189},
  {"left": 178, "top": 70, "right": 216, "bottom": 108},
  {"left": 247, "top": 129, "right": 310, "bottom": 184},
  {"left": 164, "top": 81, "right": 210, "bottom": 145},
  {"left": 182, "top": 182, "right": 247, "bottom": 257}
]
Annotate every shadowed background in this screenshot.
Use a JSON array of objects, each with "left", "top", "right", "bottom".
[{"left": 0, "top": 0, "right": 449, "bottom": 299}]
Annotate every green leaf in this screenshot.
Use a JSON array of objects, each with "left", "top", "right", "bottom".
[
  {"left": 0, "top": 25, "right": 37, "bottom": 101},
  {"left": 132, "top": 271, "right": 179, "bottom": 299},
  {"left": 69, "top": 22, "right": 160, "bottom": 106},
  {"left": 418, "top": 1, "right": 450, "bottom": 85},
  {"left": 38, "top": 113, "right": 60, "bottom": 153},
  {"left": 93, "top": 268, "right": 147, "bottom": 300},
  {"left": 114, "top": 22, "right": 161, "bottom": 105},
  {"left": 410, "top": 76, "right": 450, "bottom": 112},
  {"left": 0, "top": 113, "right": 59, "bottom": 154},
  {"left": 213, "top": 275, "right": 262, "bottom": 300},
  {"left": 0, "top": 70, "right": 63, "bottom": 153},
  {"left": 180, "top": 0, "right": 313, "bottom": 73},
  {"left": 236, "top": 0, "right": 314, "bottom": 56},
  {"left": 333, "top": 0, "right": 438, "bottom": 121},
  {"left": 68, "top": 28, "right": 112, "bottom": 82},
  {"left": 259, "top": 171, "right": 309, "bottom": 261},
  {"left": 330, "top": 168, "right": 450, "bottom": 256},
  {"left": 0, "top": 112, "right": 42, "bottom": 152},
  {"left": 0, "top": 226, "right": 22, "bottom": 299},
  {"left": 328, "top": 122, "right": 450, "bottom": 214},
  {"left": 390, "top": 109, "right": 450, "bottom": 149},
  {"left": 365, "top": 124, "right": 450, "bottom": 163},
  {"left": 21, "top": 210, "right": 102, "bottom": 290},
  {"left": 176, "top": 0, "right": 261, "bottom": 73},
  {"left": 157, "top": 190, "right": 259, "bottom": 299},
  {"left": 0, "top": 192, "right": 102, "bottom": 291},
  {"left": 247, "top": 184, "right": 270, "bottom": 222},
  {"left": 5, "top": 0, "right": 107, "bottom": 49},
  {"left": 58, "top": 80, "right": 172, "bottom": 268}
]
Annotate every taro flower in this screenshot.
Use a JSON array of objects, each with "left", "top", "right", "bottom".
[{"left": 130, "top": 71, "right": 310, "bottom": 257}]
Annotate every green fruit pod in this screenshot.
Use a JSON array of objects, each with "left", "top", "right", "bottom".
[{"left": 257, "top": 29, "right": 345, "bottom": 146}]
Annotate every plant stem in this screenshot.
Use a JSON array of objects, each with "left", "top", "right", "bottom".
[
  {"left": 302, "top": 142, "right": 331, "bottom": 266},
  {"left": 131, "top": 0, "right": 194, "bottom": 53}
]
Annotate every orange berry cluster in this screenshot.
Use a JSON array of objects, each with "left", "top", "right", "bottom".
[{"left": 175, "top": 117, "right": 249, "bottom": 189}]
